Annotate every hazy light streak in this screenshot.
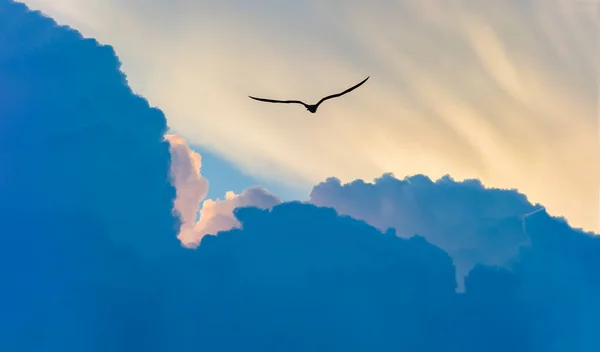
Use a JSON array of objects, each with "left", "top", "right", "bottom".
[{"left": 21, "top": 0, "right": 600, "bottom": 232}]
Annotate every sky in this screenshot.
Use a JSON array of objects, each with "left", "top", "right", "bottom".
[
  {"left": 20, "top": 0, "right": 600, "bottom": 234},
  {"left": 191, "top": 143, "right": 303, "bottom": 200},
  {"left": 2, "top": 1, "right": 600, "bottom": 351}
]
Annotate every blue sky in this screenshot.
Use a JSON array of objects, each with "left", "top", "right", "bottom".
[
  {"left": 2, "top": 0, "right": 600, "bottom": 351},
  {"left": 191, "top": 143, "right": 308, "bottom": 201}
]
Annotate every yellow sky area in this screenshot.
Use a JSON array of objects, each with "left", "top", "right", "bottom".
[{"left": 23, "top": 0, "right": 599, "bottom": 233}]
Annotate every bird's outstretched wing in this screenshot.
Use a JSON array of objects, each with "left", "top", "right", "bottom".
[
  {"left": 248, "top": 96, "right": 307, "bottom": 106},
  {"left": 315, "top": 76, "right": 369, "bottom": 107}
]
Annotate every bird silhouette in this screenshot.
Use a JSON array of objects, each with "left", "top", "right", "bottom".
[{"left": 249, "top": 76, "right": 369, "bottom": 113}]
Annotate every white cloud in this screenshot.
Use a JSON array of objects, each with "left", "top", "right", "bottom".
[{"left": 23, "top": 0, "right": 599, "bottom": 232}]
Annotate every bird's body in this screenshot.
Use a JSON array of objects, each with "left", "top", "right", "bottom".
[{"left": 249, "top": 76, "right": 369, "bottom": 113}]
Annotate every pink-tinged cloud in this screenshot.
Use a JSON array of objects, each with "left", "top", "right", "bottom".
[
  {"left": 166, "top": 134, "right": 209, "bottom": 245},
  {"left": 190, "top": 187, "right": 281, "bottom": 247},
  {"left": 167, "top": 134, "right": 280, "bottom": 247}
]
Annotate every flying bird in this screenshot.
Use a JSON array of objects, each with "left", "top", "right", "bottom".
[{"left": 249, "top": 76, "right": 369, "bottom": 113}]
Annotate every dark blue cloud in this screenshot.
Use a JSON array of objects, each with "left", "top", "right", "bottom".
[
  {"left": 176, "top": 205, "right": 600, "bottom": 352},
  {"left": 0, "top": 1, "right": 180, "bottom": 350},
  {"left": 1, "top": 1, "right": 599, "bottom": 351},
  {"left": 190, "top": 203, "right": 459, "bottom": 351}
]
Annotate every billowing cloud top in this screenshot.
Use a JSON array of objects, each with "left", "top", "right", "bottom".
[
  {"left": 310, "top": 174, "right": 542, "bottom": 287},
  {"left": 0, "top": 0, "right": 177, "bottom": 252},
  {"left": 0, "top": 1, "right": 180, "bottom": 350},
  {"left": 1, "top": 1, "right": 600, "bottom": 351}
]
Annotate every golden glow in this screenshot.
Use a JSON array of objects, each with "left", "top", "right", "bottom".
[{"left": 23, "top": 0, "right": 599, "bottom": 233}]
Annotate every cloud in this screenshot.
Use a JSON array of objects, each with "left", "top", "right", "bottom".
[
  {"left": 166, "top": 133, "right": 209, "bottom": 244},
  {"left": 309, "top": 173, "right": 546, "bottom": 288},
  {"left": 2, "top": 2, "right": 600, "bottom": 351},
  {"left": 0, "top": 0, "right": 178, "bottom": 250},
  {"left": 22, "top": 0, "right": 600, "bottom": 233},
  {"left": 509, "top": 208, "right": 600, "bottom": 350},
  {"left": 166, "top": 133, "right": 280, "bottom": 247},
  {"left": 192, "top": 203, "right": 460, "bottom": 351},
  {"left": 181, "top": 203, "right": 600, "bottom": 351},
  {"left": 0, "top": 1, "right": 180, "bottom": 349},
  {"left": 189, "top": 186, "right": 281, "bottom": 246}
]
